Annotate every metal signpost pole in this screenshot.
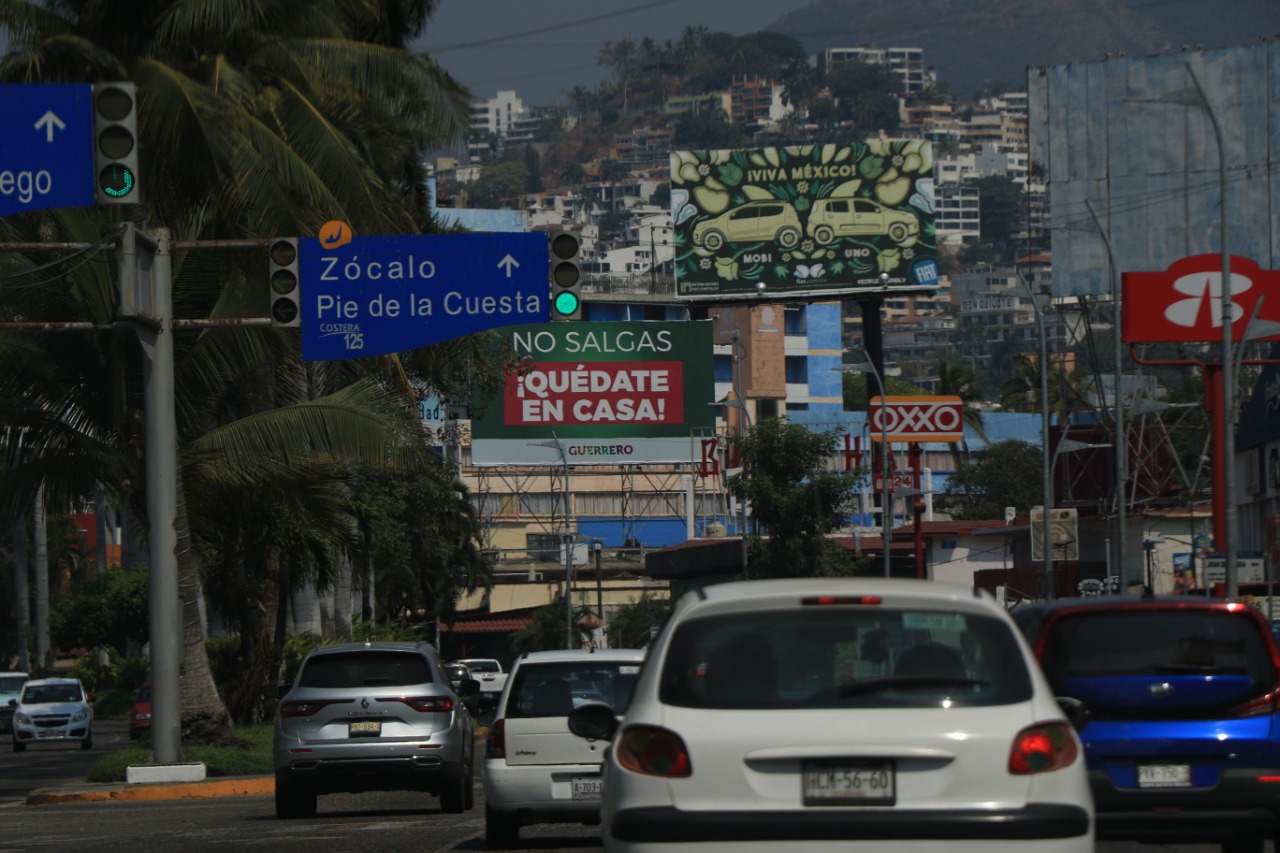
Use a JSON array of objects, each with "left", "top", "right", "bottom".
[
  {"left": 835, "top": 360, "right": 891, "bottom": 577},
  {"left": 131, "top": 226, "right": 183, "bottom": 765},
  {"left": 1015, "top": 267, "right": 1055, "bottom": 597}
]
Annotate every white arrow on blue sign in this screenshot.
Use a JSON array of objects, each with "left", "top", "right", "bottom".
[
  {"left": 299, "top": 232, "right": 550, "bottom": 361},
  {"left": 0, "top": 84, "right": 94, "bottom": 217}
]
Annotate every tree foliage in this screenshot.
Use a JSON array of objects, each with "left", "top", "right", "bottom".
[
  {"left": 606, "top": 593, "right": 670, "bottom": 649},
  {"left": 0, "top": 0, "right": 496, "bottom": 741},
  {"left": 840, "top": 371, "right": 926, "bottom": 409},
  {"left": 348, "top": 466, "right": 491, "bottom": 626},
  {"left": 468, "top": 162, "right": 531, "bottom": 209},
  {"left": 938, "top": 439, "right": 1044, "bottom": 520},
  {"left": 821, "top": 60, "right": 903, "bottom": 136},
  {"left": 726, "top": 418, "right": 860, "bottom": 578},
  {"left": 510, "top": 603, "right": 593, "bottom": 655},
  {"left": 49, "top": 568, "right": 149, "bottom": 655},
  {"left": 672, "top": 108, "right": 746, "bottom": 149}
]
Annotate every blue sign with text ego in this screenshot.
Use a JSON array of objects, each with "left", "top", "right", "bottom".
[{"left": 0, "top": 84, "right": 94, "bottom": 217}]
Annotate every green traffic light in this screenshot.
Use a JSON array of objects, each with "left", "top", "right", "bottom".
[
  {"left": 553, "top": 290, "right": 580, "bottom": 317},
  {"left": 99, "top": 165, "right": 136, "bottom": 199}
]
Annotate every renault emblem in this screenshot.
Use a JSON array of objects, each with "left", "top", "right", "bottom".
[{"left": 361, "top": 697, "right": 370, "bottom": 709}]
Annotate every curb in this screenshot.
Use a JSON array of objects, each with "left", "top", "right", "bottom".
[
  {"left": 27, "top": 775, "right": 274, "bottom": 805},
  {"left": 27, "top": 728, "right": 490, "bottom": 805}
]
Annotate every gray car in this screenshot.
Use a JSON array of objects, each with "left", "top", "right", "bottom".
[{"left": 273, "top": 640, "right": 480, "bottom": 819}]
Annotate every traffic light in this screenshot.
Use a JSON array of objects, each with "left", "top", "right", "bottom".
[
  {"left": 548, "top": 229, "right": 582, "bottom": 321},
  {"left": 93, "top": 82, "right": 139, "bottom": 205},
  {"left": 268, "top": 238, "right": 301, "bottom": 327}
]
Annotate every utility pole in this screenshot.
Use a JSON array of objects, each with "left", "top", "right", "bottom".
[{"left": 120, "top": 224, "right": 183, "bottom": 766}]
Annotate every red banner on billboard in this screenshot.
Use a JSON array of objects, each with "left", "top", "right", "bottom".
[
  {"left": 1122, "top": 254, "right": 1280, "bottom": 344},
  {"left": 504, "top": 360, "right": 685, "bottom": 426},
  {"left": 869, "top": 396, "right": 964, "bottom": 442}
]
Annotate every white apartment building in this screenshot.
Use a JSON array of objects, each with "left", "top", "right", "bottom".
[{"left": 469, "top": 90, "right": 528, "bottom": 138}]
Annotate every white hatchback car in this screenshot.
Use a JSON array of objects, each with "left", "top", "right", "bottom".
[
  {"left": 482, "top": 648, "right": 646, "bottom": 848},
  {"left": 566, "top": 578, "right": 1094, "bottom": 852},
  {"left": 11, "top": 677, "right": 93, "bottom": 751}
]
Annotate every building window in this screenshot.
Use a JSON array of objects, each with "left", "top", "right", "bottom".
[
  {"left": 784, "top": 304, "right": 807, "bottom": 335},
  {"left": 714, "top": 354, "right": 733, "bottom": 382},
  {"left": 785, "top": 356, "right": 808, "bottom": 384}
]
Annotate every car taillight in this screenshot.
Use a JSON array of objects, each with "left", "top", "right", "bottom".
[
  {"left": 1008, "top": 722, "right": 1079, "bottom": 774},
  {"left": 615, "top": 725, "right": 691, "bottom": 778},
  {"left": 487, "top": 718, "right": 506, "bottom": 759},
  {"left": 397, "top": 696, "right": 454, "bottom": 713},
  {"left": 279, "top": 699, "right": 346, "bottom": 717}
]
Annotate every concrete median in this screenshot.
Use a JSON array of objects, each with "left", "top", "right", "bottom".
[{"left": 27, "top": 775, "right": 274, "bottom": 805}]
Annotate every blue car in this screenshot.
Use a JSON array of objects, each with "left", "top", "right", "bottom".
[{"left": 1013, "top": 596, "right": 1280, "bottom": 853}]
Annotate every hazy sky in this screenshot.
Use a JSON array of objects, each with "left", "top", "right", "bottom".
[{"left": 418, "top": 0, "right": 815, "bottom": 107}]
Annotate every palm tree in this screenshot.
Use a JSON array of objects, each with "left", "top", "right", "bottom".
[
  {"left": 1000, "top": 354, "right": 1085, "bottom": 424},
  {"left": 598, "top": 158, "right": 630, "bottom": 216},
  {"left": 0, "top": 0, "right": 495, "bottom": 739},
  {"left": 936, "top": 358, "right": 987, "bottom": 469}
]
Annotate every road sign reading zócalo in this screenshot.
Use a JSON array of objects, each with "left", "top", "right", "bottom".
[
  {"left": 298, "top": 232, "right": 549, "bottom": 361},
  {"left": 0, "top": 84, "right": 95, "bottom": 217}
]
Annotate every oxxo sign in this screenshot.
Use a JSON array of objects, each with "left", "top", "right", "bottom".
[{"left": 868, "top": 396, "right": 964, "bottom": 442}]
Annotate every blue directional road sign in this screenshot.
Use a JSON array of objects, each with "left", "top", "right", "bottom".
[
  {"left": 300, "top": 232, "right": 550, "bottom": 361},
  {"left": 0, "top": 84, "right": 94, "bottom": 217}
]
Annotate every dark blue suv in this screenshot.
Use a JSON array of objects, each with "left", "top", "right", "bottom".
[{"left": 1013, "top": 597, "right": 1280, "bottom": 853}]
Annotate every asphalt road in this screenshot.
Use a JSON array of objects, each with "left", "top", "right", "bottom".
[
  {"left": 0, "top": 719, "right": 132, "bottom": 807},
  {"left": 0, "top": 721, "right": 1272, "bottom": 852}
]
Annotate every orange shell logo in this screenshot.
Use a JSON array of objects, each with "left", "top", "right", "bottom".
[{"left": 319, "top": 220, "right": 353, "bottom": 249}]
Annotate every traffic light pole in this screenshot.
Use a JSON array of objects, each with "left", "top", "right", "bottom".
[{"left": 124, "top": 225, "right": 185, "bottom": 766}]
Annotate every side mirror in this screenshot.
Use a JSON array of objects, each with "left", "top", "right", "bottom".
[
  {"left": 458, "top": 677, "right": 482, "bottom": 699},
  {"left": 1056, "top": 696, "right": 1090, "bottom": 732},
  {"left": 477, "top": 708, "right": 497, "bottom": 727},
  {"left": 6, "top": 699, "right": 14, "bottom": 708},
  {"left": 276, "top": 683, "right": 292, "bottom": 699},
  {"left": 567, "top": 701, "right": 618, "bottom": 742}
]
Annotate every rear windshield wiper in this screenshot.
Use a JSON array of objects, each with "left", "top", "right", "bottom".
[
  {"left": 1153, "top": 663, "right": 1249, "bottom": 675},
  {"left": 837, "top": 676, "right": 989, "bottom": 696}
]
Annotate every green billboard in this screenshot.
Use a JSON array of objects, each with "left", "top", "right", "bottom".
[
  {"left": 470, "top": 321, "right": 715, "bottom": 466},
  {"left": 671, "top": 142, "right": 938, "bottom": 301}
]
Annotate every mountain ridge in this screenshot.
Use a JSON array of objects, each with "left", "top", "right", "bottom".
[{"left": 766, "top": 0, "right": 1279, "bottom": 96}]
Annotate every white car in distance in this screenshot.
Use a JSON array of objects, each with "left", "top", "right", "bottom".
[
  {"left": 566, "top": 578, "right": 1094, "bottom": 853},
  {"left": 11, "top": 677, "right": 94, "bottom": 751},
  {"left": 455, "top": 657, "right": 508, "bottom": 709}
]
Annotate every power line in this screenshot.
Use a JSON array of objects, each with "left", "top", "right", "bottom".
[{"left": 426, "top": 0, "right": 683, "bottom": 54}]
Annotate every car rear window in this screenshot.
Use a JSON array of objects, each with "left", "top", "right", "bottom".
[
  {"left": 659, "top": 608, "right": 1032, "bottom": 710},
  {"left": 299, "top": 651, "right": 433, "bottom": 689},
  {"left": 1039, "top": 608, "right": 1275, "bottom": 684},
  {"left": 463, "top": 660, "right": 500, "bottom": 673},
  {"left": 506, "top": 661, "right": 643, "bottom": 718}
]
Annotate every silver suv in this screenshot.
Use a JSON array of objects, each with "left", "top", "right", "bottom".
[{"left": 273, "top": 640, "right": 479, "bottom": 819}]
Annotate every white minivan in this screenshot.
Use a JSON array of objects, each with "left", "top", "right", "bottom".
[{"left": 482, "top": 648, "right": 646, "bottom": 848}]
